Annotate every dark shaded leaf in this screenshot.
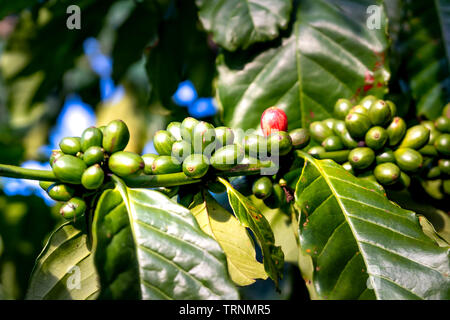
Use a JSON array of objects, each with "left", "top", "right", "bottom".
[{"left": 195, "top": 0, "right": 293, "bottom": 51}]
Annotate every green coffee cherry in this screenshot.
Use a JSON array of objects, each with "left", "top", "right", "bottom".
[
  {"left": 81, "top": 127, "right": 103, "bottom": 152},
  {"left": 151, "top": 156, "right": 182, "bottom": 174},
  {"left": 309, "top": 121, "right": 333, "bottom": 143},
  {"left": 39, "top": 181, "right": 54, "bottom": 192},
  {"left": 369, "top": 100, "right": 392, "bottom": 126},
  {"left": 435, "top": 116, "right": 450, "bottom": 133},
  {"left": 394, "top": 148, "right": 423, "bottom": 172},
  {"left": 182, "top": 154, "right": 209, "bottom": 178},
  {"left": 333, "top": 121, "right": 358, "bottom": 148},
  {"left": 180, "top": 117, "right": 199, "bottom": 142},
  {"left": 418, "top": 145, "right": 438, "bottom": 157},
  {"left": 172, "top": 140, "right": 193, "bottom": 162},
  {"left": 345, "top": 112, "right": 371, "bottom": 139},
  {"left": 210, "top": 145, "right": 245, "bottom": 171},
  {"left": 438, "top": 159, "right": 450, "bottom": 175},
  {"left": 47, "top": 183, "right": 76, "bottom": 201},
  {"left": 50, "top": 150, "right": 64, "bottom": 167},
  {"left": 443, "top": 179, "right": 450, "bottom": 195},
  {"left": 81, "top": 164, "right": 105, "bottom": 190},
  {"left": 318, "top": 150, "right": 350, "bottom": 164},
  {"left": 399, "top": 125, "right": 430, "bottom": 150},
  {"left": 434, "top": 134, "right": 450, "bottom": 156},
  {"left": 334, "top": 99, "right": 353, "bottom": 120},
  {"left": 102, "top": 120, "right": 130, "bottom": 154},
  {"left": 357, "top": 171, "right": 377, "bottom": 184},
  {"left": 365, "top": 126, "right": 388, "bottom": 150},
  {"left": 243, "top": 134, "right": 268, "bottom": 158},
  {"left": 215, "top": 127, "right": 235, "bottom": 147},
  {"left": 108, "top": 151, "right": 144, "bottom": 177},
  {"left": 252, "top": 177, "right": 273, "bottom": 200},
  {"left": 60, "top": 197, "right": 86, "bottom": 221},
  {"left": 142, "top": 153, "right": 158, "bottom": 175},
  {"left": 268, "top": 131, "right": 293, "bottom": 156},
  {"left": 322, "top": 136, "right": 344, "bottom": 151},
  {"left": 153, "top": 130, "right": 176, "bottom": 156},
  {"left": 98, "top": 125, "right": 106, "bottom": 134},
  {"left": 350, "top": 105, "right": 369, "bottom": 116},
  {"left": 167, "top": 122, "right": 182, "bottom": 141},
  {"left": 192, "top": 121, "right": 216, "bottom": 154},
  {"left": 429, "top": 129, "right": 441, "bottom": 146},
  {"left": 263, "top": 183, "right": 287, "bottom": 210},
  {"left": 386, "top": 117, "right": 407, "bottom": 146},
  {"left": 386, "top": 100, "right": 397, "bottom": 117},
  {"left": 443, "top": 103, "right": 450, "bottom": 118},
  {"left": 308, "top": 146, "right": 326, "bottom": 158},
  {"left": 348, "top": 147, "right": 375, "bottom": 170},
  {"left": 374, "top": 163, "right": 401, "bottom": 185},
  {"left": 376, "top": 148, "right": 395, "bottom": 164},
  {"left": 289, "top": 128, "right": 310, "bottom": 149},
  {"left": 423, "top": 122, "right": 441, "bottom": 145},
  {"left": 52, "top": 155, "right": 87, "bottom": 184},
  {"left": 426, "top": 166, "right": 441, "bottom": 179},
  {"left": 83, "top": 146, "right": 105, "bottom": 166},
  {"left": 390, "top": 171, "right": 411, "bottom": 190},
  {"left": 360, "top": 95, "right": 377, "bottom": 111},
  {"left": 323, "top": 118, "right": 337, "bottom": 130},
  {"left": 59, "top": 137, "right": 81, "bottom": 155},
  {"left": 342, "top": 162, "right": 355, "bottom": 175}
]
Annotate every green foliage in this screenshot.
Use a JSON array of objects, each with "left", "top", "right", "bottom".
[
  {"left": 196, "top": 0, "right": 293, "bottom": 51},
  {"left": 26, "top": 222, "right": 99, "bottom": 300},
  {"left": 391, "top": 0, "right": 450, "bottom": 119},
  {"left": 216, "top": 0, "right": 390, "bottom": 131},
  {"left": 294, "top": 152, "right": 450, "bottom": 299},
  {"left": 0, "top": 0, "right": 449, "bottom": 302},
  {"left": 92, "top": 177, "right": 238, "bottom": 299}
]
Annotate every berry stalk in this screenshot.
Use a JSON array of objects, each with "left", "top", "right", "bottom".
[{"left": 0, "top": 164, "right": 58, "bottom": 182}]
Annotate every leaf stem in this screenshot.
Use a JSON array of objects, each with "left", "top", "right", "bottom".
[
  {"left": 0, "top": 162, "right": 274, "bottom": 188},
  {"left": 0, "top": 164, "right": 58, "bottom": 182}
]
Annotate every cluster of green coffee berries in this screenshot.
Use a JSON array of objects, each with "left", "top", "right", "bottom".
[
  {"left": 40, "top": 119, "right": 134, "bottom": 220},
  {"left": 144, "top": 114, "right": 310, "bottom": 196},
  {"left": 420, "top": 105, "right": 450, "bottom": 194},
  {"left": 307, "top": 96, "right": 450, "bottom": 194}
]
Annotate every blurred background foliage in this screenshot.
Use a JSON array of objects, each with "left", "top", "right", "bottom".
[{"left": 0, "top": 0, "right": 448, "bottom": 299}]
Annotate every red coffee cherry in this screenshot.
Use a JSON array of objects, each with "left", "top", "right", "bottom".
[{"left": 261, "top": 107, "right": 288, "bottom": 136}]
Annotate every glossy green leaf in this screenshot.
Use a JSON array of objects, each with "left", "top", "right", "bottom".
[
  {"left": 216, "top": 0, "right": 390, "bottom": 131},
  {"left": 92, "top": 177, "right": 239, "bottom": 299},
  {"left": 26, "top": 223, "right": 99, "bottom": 300},
  {"left": 397, "top": 1, "right": 450, "bottom": 119},
  {"left": 195, "top": 0, "right": 293, "bottom": 51},
  {"left": 218, "top": 177, "right": 284, "bottom": 287},
  {"left": 294, "top": 151, "right": 450, "bottom": 300},
  {"left": 189, "top": 190, "right": 267, "bottom": 286}
]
